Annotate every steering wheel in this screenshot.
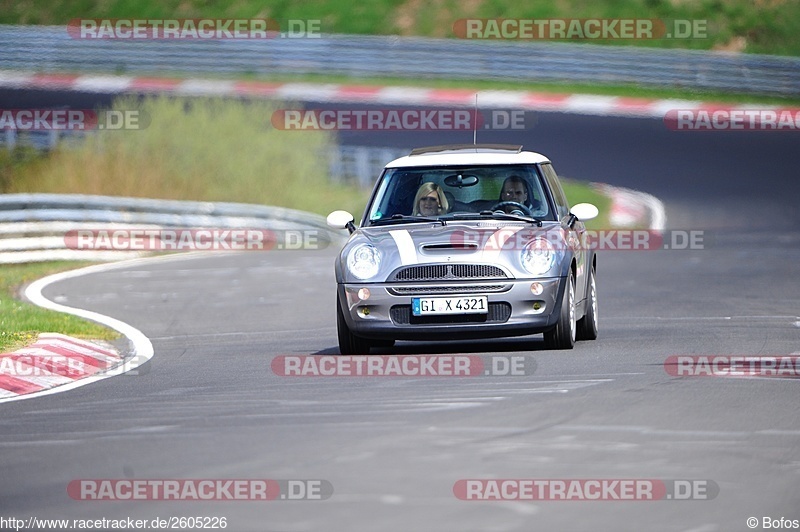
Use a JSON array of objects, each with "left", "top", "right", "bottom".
[{"left": 490, "top": 201, "right": 533, "bottom": 217}]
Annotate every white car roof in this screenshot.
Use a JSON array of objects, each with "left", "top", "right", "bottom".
[{"left": 385, "top": 145, "right": 551, "bottom": 169}]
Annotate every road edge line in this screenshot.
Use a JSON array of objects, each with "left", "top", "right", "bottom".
[{"left": 0, "top": 258, "right": 168, "bottom": 403}]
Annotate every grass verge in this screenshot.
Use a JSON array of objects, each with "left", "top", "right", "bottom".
[
  {"left": 2, "top": 96, "right": 371, "bottom": 218},
  {"left": 0, "top": 262, "right": 119, "bottom": 352}
]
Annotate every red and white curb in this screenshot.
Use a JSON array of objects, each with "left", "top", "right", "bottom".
[
  {"left": 0, "top": 257, "right": 170, "bottom": 403},
  {"left": 0, "top": 333, "right": 121, "bottom": 399},
  {"left": 0, "top": 69, "right": 771, "bottom": 119},
  {"left": 593, "top": 183, "right": 666, "bottom": 230}
]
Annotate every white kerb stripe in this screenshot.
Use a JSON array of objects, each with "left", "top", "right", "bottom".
[{"left": 389, "top": 230, "right": 418, "bottom": 265}]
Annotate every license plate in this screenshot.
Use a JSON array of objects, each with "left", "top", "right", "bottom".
[{"left": 412, "top": 296, "right": 488, "bottom": 316}]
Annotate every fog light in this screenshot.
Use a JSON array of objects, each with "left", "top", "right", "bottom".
[
  {"left": 358, "top": 288, "right": 371, "bottom": 301},
  {"left": 530, "top": 282, "right": 543, "bottom": 295},
  {"left": 533, "top": 302, "right": 542, "bottom": 310},
  {"left": 358, "top": 306, "right": 370, "bottom": 317}
]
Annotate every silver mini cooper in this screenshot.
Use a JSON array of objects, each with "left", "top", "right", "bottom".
[{"left": 327, "top": 144, "right": 599, "bottom": 354}]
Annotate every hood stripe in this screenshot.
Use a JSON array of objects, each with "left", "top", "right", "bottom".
[{"left": 389, "top": 229, "right": 417, "bottom": 265}]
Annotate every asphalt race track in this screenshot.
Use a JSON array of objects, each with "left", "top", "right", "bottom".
[{"left": 1, "top": 87, "right": 799, "bottom": 531}]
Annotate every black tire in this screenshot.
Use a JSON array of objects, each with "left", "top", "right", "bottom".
[
  {"left": 576, "top": 265, "right": 598, "bottom": 341},
  {"left": 543, "top": 270, "right": 576, "bottom": 350},
  {"left": 336, "top": 294, "right": 372, "bottom": 355}
]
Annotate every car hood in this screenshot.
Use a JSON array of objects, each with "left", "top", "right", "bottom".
[{"left": 337, "top": 220, "right": 569, "bottom": 283}]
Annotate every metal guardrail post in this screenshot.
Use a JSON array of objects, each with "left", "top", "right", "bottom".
[
  {"left": 354, "top": 148, "right": 371, "bottom": 189},
  {"left": 47, "top": 130, "right": 59, "bottom": 150},
  {"left": 0, "top": 193, "right": 348, "bottom": 263},
  {"left": 322, "top": 146, "right": 408, "bottom": 188},
  {"left": 4, "top": 129, "right": 15, "bottom": 151}
]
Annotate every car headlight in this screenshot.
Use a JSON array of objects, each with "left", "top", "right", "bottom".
[
  {"left": 347, "top": 244, "right": 381, "bottom": 280},
  {"left": 520, "top": 237, "right": 557, "bottom": 276}
]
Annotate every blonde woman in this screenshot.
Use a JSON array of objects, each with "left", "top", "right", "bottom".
[{"left": 412, "top": 182, "right": 449, "bottom": 216}]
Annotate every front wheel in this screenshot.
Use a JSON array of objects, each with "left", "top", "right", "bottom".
[
  {"left": 543, "top": 271, "right": 576, "bottom": 350},
  {"left": 336, "top": 294, "right": 372, "bottom": 355},
  {"left": 576, "top": 266, "right": 598, "bottom": 341}
]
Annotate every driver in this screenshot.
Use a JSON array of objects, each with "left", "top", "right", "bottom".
[
  {"left": 412, "top": 182, "right": 449, "bottom": 216},
  {"left": 499, "top": 175, "right": 536, "bottom": 214}
]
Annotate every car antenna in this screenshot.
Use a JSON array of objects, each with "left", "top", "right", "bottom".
[{"left": 473, "top": 93, "right": 478, "bottom": 146}]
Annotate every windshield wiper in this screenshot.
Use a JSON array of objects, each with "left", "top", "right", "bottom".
[
  {"left": 480, "top": 211, "right": 543, "bottom": 226},
  {"left": 448, "top": 211, "right": 543, "bottom": 226},
  {"left": 370, "top": 214, "right": 446, "bottom": 226}
]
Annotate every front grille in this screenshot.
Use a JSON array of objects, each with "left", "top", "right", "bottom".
[
  {"left": 389, "top": 284, "right": 507, "bottom": 295},
  {"left": 390, "top": 302, "right": 512, "bottom": 325},
  {"left": 391, "top": 264, "right": 508, "bottom": 282}
]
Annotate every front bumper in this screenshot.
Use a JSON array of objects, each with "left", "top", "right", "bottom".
[{"left": 338, "top": 277, "right": 565, "bottom": 341}]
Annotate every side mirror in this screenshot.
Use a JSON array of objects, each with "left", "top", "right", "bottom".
[
  {"left": 327, "top": 210, "right": 356, "bottom": 234},
  {"left": 570, "top": 203, "right": 599, "bottom": 222}
]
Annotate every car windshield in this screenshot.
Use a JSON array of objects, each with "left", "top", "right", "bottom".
[{"left": 365, "top": 164, "right": 553, "bottom": 225}]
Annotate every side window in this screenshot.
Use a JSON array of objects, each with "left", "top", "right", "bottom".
[{"left": 541, "top": 163, "right": 570, "bottom": 220}]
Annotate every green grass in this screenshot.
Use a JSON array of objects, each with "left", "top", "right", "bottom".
[
  {"left": 0, "top": 262, "right": 119, "bottom": 352},
  {"left": 2, "top": 95, "right": 371, "bottom": 218},
  {"left": 2, "top": 0, "right": 799, "bottom": 56}
]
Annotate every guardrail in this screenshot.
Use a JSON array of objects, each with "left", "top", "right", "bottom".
[
  {"left": 2, "top": 128, "right": 84, "bottom": 152},
  {"left": 0, "top": 25, "right": 798, "bottom": 96},
  {"left": 0, "top": 193, "right": 347, "bottom": 263},
  {"left": 330, "top": 145, "right": 405, "bottom": 188}
]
